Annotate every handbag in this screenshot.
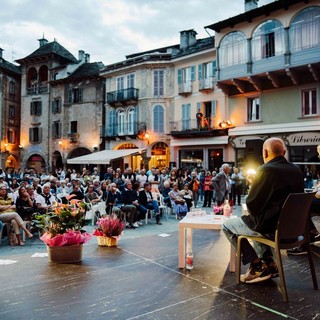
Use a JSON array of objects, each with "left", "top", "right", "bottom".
[{"left": 174, "top": 197, "right": 186, "bottom": 205}]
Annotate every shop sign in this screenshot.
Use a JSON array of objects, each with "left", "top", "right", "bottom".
[
  {"left": 233, "top": 136, "right": 263, "bottom": 148},
  {"left": 287, "top": 132, "right": 320, "bottom": 146}
]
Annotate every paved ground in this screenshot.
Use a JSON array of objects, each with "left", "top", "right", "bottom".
[{"left": 1, "top": 199, "right": 320, "bottom": 320}]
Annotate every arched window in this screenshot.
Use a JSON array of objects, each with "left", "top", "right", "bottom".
[
  {"left": 252, "top": 19, "right": 284, "bottom": 60},
  {"left": 27, "top": 67, "right": 37, "bottom": 87},
  {"left": 290, "top": 6, "right": 320, "bottom": 52},
  {"left": 117, "top": 109, "right": 125, "bottom": 136},
  {"left": 219, "top": 31, "right": 246, "bottom": 67},
  {"left": 153, "top": 105, "right": 164, "bottom": 133},
  {"left": 127, "top": 107, "right": 137, "bottom": 135}
]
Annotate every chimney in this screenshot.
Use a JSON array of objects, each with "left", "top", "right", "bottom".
[
  {"left": 180, "top": 29, "right": 197, "bottom": 50},
  {"left": 38, "top": 37, "right": 48, "bottom": 47},
  {"left": 0, "top": 48, "right": 3, "bottom": 59},
  {"left": 78, "top": 50, "right": 85, "bottom": 62},
  {"left": 245, "top": 0, "right": 258, "bottom": 12},
  {"left": 85, "top": 53, "right": 90, "bottom": 63}
]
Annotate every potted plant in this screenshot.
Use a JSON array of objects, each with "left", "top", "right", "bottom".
[
  {"left": 33, "top": 194, "right": 92, "bottom": 263},
  {"left": 93, "top": 214, "right": 125, "bottom": 247}
]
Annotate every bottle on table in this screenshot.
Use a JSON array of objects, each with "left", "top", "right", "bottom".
[
  {"left": 223, "top": 199, "right": 231, "bottom": 217},
  {"left": 186, "top": 251, "right": 193, "bottom": 270}
]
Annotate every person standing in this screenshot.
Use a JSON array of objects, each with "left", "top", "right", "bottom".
[
  {"left": 223, "top": 137, "right": 304, "bottom": 283},
  {"left": 230, "top": 167, "right": 243, "bottom": 206},
  {"left": 212, "top": 164, "right": 231, "bottom": 206}
]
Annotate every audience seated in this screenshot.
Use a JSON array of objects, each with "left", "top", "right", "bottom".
[
  {"left": 0, "top": 184, "right": 33, "bottom": 245},
  {"left": 138, "top": 182, "right": 162, "bottom": 225},
  {"left": 169, "top": 183, "right": 188, "bottom": 220},
  {"left": 15, "top": 186, "right": 37, "bottom": 221}
]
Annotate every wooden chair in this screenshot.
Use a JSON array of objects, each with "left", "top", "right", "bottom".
[{"left": 236, "top": 192, "right": 318, "bottom": 302}]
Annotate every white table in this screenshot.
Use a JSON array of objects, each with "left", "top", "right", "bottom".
[{"left": 178, "top": 214, "right": 236, "bottom": 272}]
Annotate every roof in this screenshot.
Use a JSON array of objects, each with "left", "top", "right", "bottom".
[
  {"left": 0, "top": 58, "right": 21, "bottom": 75},
  {"left": 68, "top": 62, "right": 105, "bottom": 79},
  {"left": 16, "top": 40, "right": 77, "bottom": 64},
  {"left": 101, "top": 36, "right": 214, "bottom": 73},
  {"left": 205, "top": 0, "right": 306, "bottom": 32}
]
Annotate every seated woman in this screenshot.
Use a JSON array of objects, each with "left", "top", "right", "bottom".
[
  {"left": 179, "top": 184, "right": 193, "bottom": 211},
  {"left": 0, "top": 185, "right": 33, "bottom": 245},
  {"left": 15, "top": 186, "right": 37, "bottom": 221},
  {"left": 169, "top": 183, "right": 188, "bottom": 220}
]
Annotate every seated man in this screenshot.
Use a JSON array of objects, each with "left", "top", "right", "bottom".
[
  {"left": 36, "top": 183, "right": 57, "bottom": 214},
  {"left": 139, "top": 182, "right": 161, "bottom": 225},
  {"left": 121, "top": 180, "right": 139, "bottom": 228},
  {"left": 161, "top": 180, "right": 172, "bottom": 208},
  {"left": 223, "top": 137, "right": 304, "bottom": 283}
]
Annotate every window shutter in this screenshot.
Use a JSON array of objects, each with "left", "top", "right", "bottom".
[
  {"left": 58, "top": 122, "right": 62, "bottom": 138},
  {"left": 211, "top": 100, "right": 217, "bottom": 117},
  {"left": 51, "top": 101, "right": 55, "bottom": 113},
  {"left": 30, "top": 102, "right": 34, "bottom": 115},
  {"left": 177, "top": 69, "right": 182, "bottom": 84},
  {"left": 191, "top": 66, "right": 195, "bottom": 81},
  {"left": 79, "top": 87, "right": 83, "bottom": 103},
  {"left": 154, "top": 106, "right": 159, "bottom": 132},
  {"left": 39, "top": 127, "right": 42, "bottom": 143},
  {"left": 212, "top": 60, "right": 217, "bottom": 76},
  {"left": 159, "top": 70, "right": 164, "bottom": 95},
  {"left": 38, "top": 101, "right": 42, "bottom": 116},
  {"left": 29, "top": 128, "right": 33, "bottom": 142},
  {"left": 68, "top": 88, "right": 73, "bottom": 103},
  {"left": 198, "top": 64, "right": 202, "bottom": 80}
]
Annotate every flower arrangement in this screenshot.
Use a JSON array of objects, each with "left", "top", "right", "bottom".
[
  {"left": 93, "top": 214, "right": 125, "bottom": 238},
  {"left": 33, "top": 194, "right": 92, "bottom": 247}
]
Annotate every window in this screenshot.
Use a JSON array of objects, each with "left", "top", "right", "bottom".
[
  {"left": 247, "top": 97, "right": 261, "bottom": 122},
  {"left": 177, "top": 66, "right": 196, "bottom": 84},
  {"left": 107, "top": 110, "right": 117, "bottom": 136},
  {"left": 68, "top": 87, "right": 83, "bottom": 103},
  {"left": 290, "top": 6, "right": 320, "bottom": 52},
  {"left": 302, "top": 88, "right": 317, "bottom": 116},
  {"left": 127, "top": 107, "right": 137, "bottom": 135},
  {"left": 252, "top": 20, "right": 284, "bottom": 60},
  {"left": 7, "top": 129, "right": 15, "bottom": 144},
  {"left": 52, "top": 121, "right": 61, "bottom": 138},
  {"left": 198, "top": 62, "right": 215, "bottom": 79},
  {"left": 52, "top": 99, "right": 62, "bottom": 113},
  {"left": 30, "top": 101, "right": 42, "bottom": 116},
  {"left": 182, "top": 104, "right": 191, "bottom": 130},
  {"left": 29, "top": 127, "right": 42, "bottom": 143},
  {"left": 153, "top": 105, "right": 164, "bottom": 133},
  {"left": 9, "top": 105, "right": 15, "bottom": 119},
  {"left": 9, "top": 81, "right": 15, "bottom": 95},
  {"left": 127, "top": 74, "right": 135, "bottom": 88},
  {"left": 154, "top": 69, "right": 164, "bottom": 96},
  {"left": 220, "top": 32, "right": 246, "bottom": 67},
  {"left": 117, "top": 110, "right": 125, "bottom": 135},
  {"left": 117, "top": 77, "right": 124, "bottom": 90},
  {"left": 70, "top": 121, "right": 78, "bottom": 133}
]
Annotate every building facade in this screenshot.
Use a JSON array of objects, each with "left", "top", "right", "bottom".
[
  {"left": 0, "top": 49, "right": 21, "bottom": 170},
  {"left": 206, "top": 0, "right": 320, "bottom": 174},
  {"left": 16, "top": 39, "right": 105, "bottom": 173}
]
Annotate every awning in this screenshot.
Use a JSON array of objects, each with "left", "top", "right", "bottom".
[
  {"left": 229, "top": 121, "right": 320, "bottom": 136},
  {"left": 171, "top": 136, "right": 228, "bottom": 147},
  {"left": 67, "top": 149, "right": 145, "bottom": 165}
]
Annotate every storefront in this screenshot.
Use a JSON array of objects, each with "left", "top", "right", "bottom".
[{"left": 171, "top": 136, "right": 228, "bottom": 171}]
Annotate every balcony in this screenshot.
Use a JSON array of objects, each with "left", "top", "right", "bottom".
[
  {"left": 178, "top": 81, "right": 192, "bottom": 96},
  {"left": 68, "top": 133, "right": 80, "bottom": 143},
  {"left": 27, "top": 85, "right": 49, "bottom": 95},
  {"left": 100, "top": 121, "right": 143, "bottom": 139},
  {"left": 169, "top": 119, "right": 230, "bottom": 138},
  {"left": 199, "top": 77, "right": 215, "bottom": 92},
  {"left": 107, "top": 88, "right": 139, "bottom": 106}
]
